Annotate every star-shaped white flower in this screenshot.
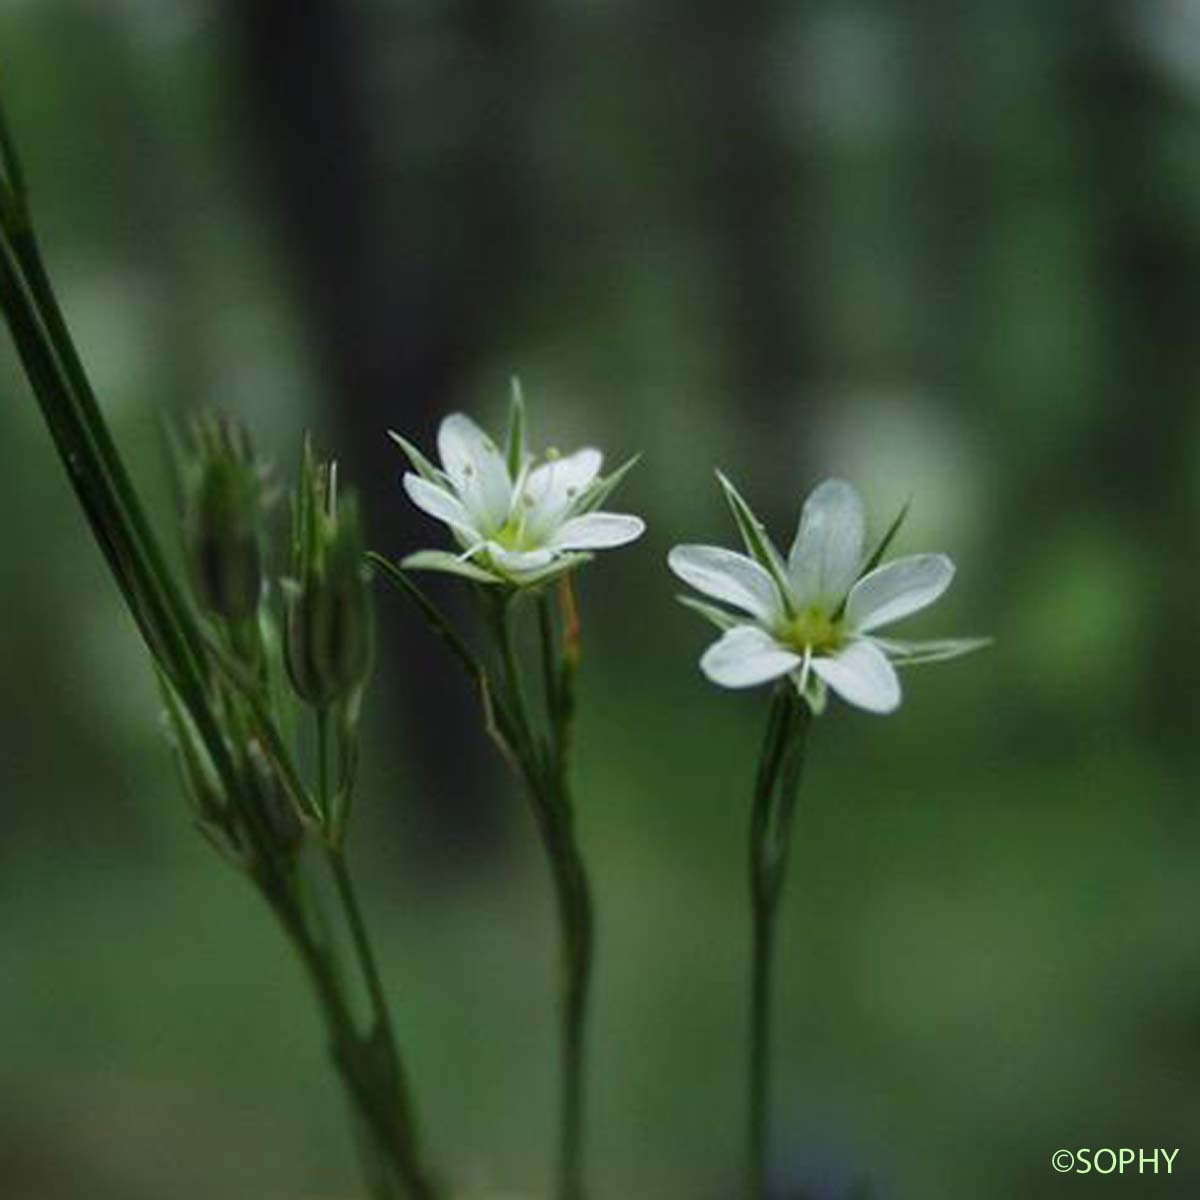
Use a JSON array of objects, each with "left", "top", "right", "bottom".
[
  {"left": 392, "top": 382, "right": 645, "bottom": 586},
  {"left": 669, "top": 475, "right": 987, "bottom": 714}
]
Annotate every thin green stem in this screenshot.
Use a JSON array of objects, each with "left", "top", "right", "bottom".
[
  {"left": 747, "top": 879, "right": 777, "bottom": 1200},
  {"left": 746, "top": 685, "right": 811, "bottom": 1200},
  {"left": 537, "top": 592, "right": 561, "bottom": 717},
  {"left": 495, "top": 592, "right": 541, "bottom": 772},
  {"left": 528, "top": 592, "right": 593, "bottom": 1200},
  {"left": 550, "top": 822, "right": 593, "bottom": 1200},
  {"left": 326, "top": 851, "right": 437, "bottom": 1200},
  {"left": 316, "top": 707, "right": 435, "bottom": 1200},
  {"left": 329, "top": 852, "right": 398, "bottom": 1064}
]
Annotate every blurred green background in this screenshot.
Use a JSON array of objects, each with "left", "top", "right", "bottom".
[{"left": 3, "top": 2, "right": 1200, "bottom": 1197}]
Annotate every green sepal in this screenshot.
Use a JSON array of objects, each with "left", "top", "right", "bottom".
[
  {"left": 505, "top": 376, "right": 526, "bottom": 479},
  {"left": 860, "top": 497, "right": 912, "bottom": 580},
  {"left": 578, "top": 451, "right": 641, "bottom": 514},
  {"left": 715, "top": 470, "right": 794, "bottom": 615},
  {"left": 387, "top": 430, "right": 446, "bottom": 486},
  {"left": 676, "top": 594, "right": 739, "bottom": 631},
  {"left": 872, "top": 635, "right": 993, "bottom": 665},
  {"left": 834, "top": 497, "right": 911, "bottom": 619}
]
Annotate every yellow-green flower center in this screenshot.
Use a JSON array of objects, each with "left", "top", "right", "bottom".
[
  {"left": 781, "top": 605, "right": 844, "bottom": 655},
  {"left": 492, "top": 517, "right": 531, "bottom": 551}
]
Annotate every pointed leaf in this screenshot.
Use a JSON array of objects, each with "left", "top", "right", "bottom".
[{"left": 577, "top": 452, "right": 641, "bottom": 514}]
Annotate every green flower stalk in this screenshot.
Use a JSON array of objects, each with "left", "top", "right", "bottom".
[
  {"left": 670, "top": 474, "right": 988, "bottom": 1200},
  {"left": 0, "top": 96, "right": 438, "bottom": 1200},
  {"left": 375, "top": 380, "right": 644, "bottom": 1200}
]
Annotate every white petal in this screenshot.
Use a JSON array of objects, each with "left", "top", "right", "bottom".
[
  {"left": 507, "top": 552, "right": 594, "bottom": 587},
  {"left": 521, "top": 448, "right": 604, "bottom": 539},
  {"left": 788, "top": 479, "right": 866, "bottom": 607},
  {"left": 548, "top": 512, "right": 644, "bottom": 551},
  {"left": 845, "top": 553, "right": 955, "bottom": 633},
  {"left": 699, "top": 625, "right": 802, "bottom": 689},
  {"left": 436, "top": 413, "right": 512, "bottom": 532},
  {"left": 402, "top": 473, "right": 478, "bottom": 538},
  {"left": 667, "top": 545, "right": 786, "bottom": 624},
  {"left": 485, "top": 543, "right": 557, "bottom": 577},
  {"left": 811, "top": 639, "right": 901, "bottom": 713}
]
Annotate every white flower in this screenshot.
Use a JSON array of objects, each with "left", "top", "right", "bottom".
[
  {"left": 392, "top": 381, "right": 645, "bottom": 586},
  {"left": 668, "top": 475, "right": 988, "bottom": 714}
]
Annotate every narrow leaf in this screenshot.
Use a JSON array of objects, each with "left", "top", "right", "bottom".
[{"left": 366, "top": 551, "right": 487, "bottom": 683}]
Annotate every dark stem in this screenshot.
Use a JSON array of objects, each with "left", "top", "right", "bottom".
[{"left": 746, "top": 684, "right": 811, "bottom": 1200}]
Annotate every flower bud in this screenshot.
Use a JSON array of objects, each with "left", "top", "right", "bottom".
[
  {"left": 283, "top": 438, "right": 373, "bottom": 708},
  {"left": 182, "top": 414, "right": 266, "bottom": 622}
]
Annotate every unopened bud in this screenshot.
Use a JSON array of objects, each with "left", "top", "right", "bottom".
[
  {"left": 182, "top": 414, "right": 267, "bottom": 621},
  {"left": 283, "top": 438, "right": 374, "bottom": 708}
]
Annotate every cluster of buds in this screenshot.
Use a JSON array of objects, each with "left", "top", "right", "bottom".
[
  {"left": 169, "top": 418, "right": 375, "bottom": 857},
  {"left": 283, "top": 438, "right": 374, "bottom": 712}
]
